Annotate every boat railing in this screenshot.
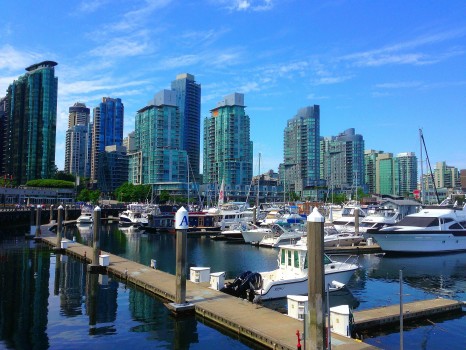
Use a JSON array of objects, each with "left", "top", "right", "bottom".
[{"left": 326, "top": 254, "right": 359, "bottom": 267}]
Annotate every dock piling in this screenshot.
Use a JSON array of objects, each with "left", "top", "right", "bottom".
[
  {"left": 88, "top": 206, "right": 103, "bottom": 273},
  {"left": 307, "top": 207, "right": 325, "bottom": 350},
  {"left": 55, "top": 205, "right": 64, "bottom": 250},
  {"left": 49, "top": 204, "right": 54, "bottom": 223},
  {"left": 35, "top": 205, "right": 42, "bottom": 237},
  {"left": 167, "top": 206, "right": 194, "bottom": 315}
]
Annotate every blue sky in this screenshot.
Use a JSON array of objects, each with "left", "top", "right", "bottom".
[{"left": 1, "top": 0, "right": 465, "bottom": 174}]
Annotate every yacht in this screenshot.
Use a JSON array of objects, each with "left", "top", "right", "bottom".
[
  {"left": 76, "top": 205, "right": 93, "bottom": 225},
  {"left": 119, "top": 203, "right": 149, "bottom": 227},
  {"left": 367, "top": 203, "right": 466, "bottom": 254},
  {"left": 331, "top": 203, "right": 367, "bottom": 233},
  {"left": 241, "top": 224, "right": 273, "bottom": 244},
  {"left": 258, "top": 223, "right": 305, "bottom": 247}
]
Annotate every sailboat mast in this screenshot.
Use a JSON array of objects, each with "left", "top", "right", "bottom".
[
  {"left": 256, "top": 153, "right": 261, "bottom": 209},
  {"left": 420, "top": 129, "right": 439, "bottom": 204},
  {"left": 419, "top": 129, "right": 424, "bottom": 205}
]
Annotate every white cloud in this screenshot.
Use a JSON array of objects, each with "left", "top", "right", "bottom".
[
  {"left": 0, "top": 45, "right": 43, "bottom": 71},
  {"left": 313, "top": 75, "right": 352, "bottom": 85},
  {"left": 341, "top": 29, "right": 466, "bottom": 67},
  {"left": 89, "top": 31, "right": 151, "bottom": 58},
  {"left": 77, "top": 0, "right": 109, "bottom": 13},
  {"left": 375, "top": 81, "right": 423, "bottom": 89},
  {"left": 215, "top": 0, "right": 274, "bottom": 12}
]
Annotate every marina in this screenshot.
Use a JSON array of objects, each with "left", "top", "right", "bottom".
[{"left": 1, "top": 218, "right": 466, "bottom": 349}]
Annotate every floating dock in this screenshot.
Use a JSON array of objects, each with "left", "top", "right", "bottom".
[
  {"left": 352, "top": 298, "right": 464, "bottom": 332},
  {"left": 39, "top": 233, "right": 376, "bottom": 350}
]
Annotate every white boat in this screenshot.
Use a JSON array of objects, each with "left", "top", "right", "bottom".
[
  {"left": 296, "top": 227, "right": 364, "bottom": 248},
  {"left": 331, "top": 203, "right": 367, "bottom": 233},
  {"left": 241, "top": 224, "right": 273, "bottom": 243},
  {"left": 260, "top": 210, "right": 283, "bottom": 226},
  {"left": 76, "top": 205, "right": 93, "bottom": 225},
  {"left": 358, "top": 208, "right": 401, "bottom": 234},
  {"left": 207, "top": 202, "right": 254, "bottom": 230},
  {"left": 367, "top": 203, "right": 466, "bottom": 254},
  {"left": 259, "top": 223, "right": 305, "bottom": 247},
  {"left": 119, "top": 203, "right": 149, "bottom": 227},
  {"left": 254, "top": 244, "right": 358, "bottom": 300}
]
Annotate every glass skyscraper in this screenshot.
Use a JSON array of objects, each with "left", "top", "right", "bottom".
[
  {"left": 90, "top": 97, "right": 124, "bottom": 186},
  {"left": 132, "top": 90, "right": 187, "bottom": 185},
  {"left": 282, "top": 106, "right": 320, "bottom": 196},
  {"left": 171, "top": 73, "right": 201, "bottom": 183},
  {"left": 394, "top": 152, "right": 418, "bottom": 197},
  {"left": 65, "top": 103, "right": 91, "bottom": 178},
  {"left": 203, "top": 93, "right": 253, "bottom": 187},
  {"left": 320, "top": 128, "right": 366, "bottom": 193},
  {"left": 3, "top": 61, "right": 58, "bottom": 184}
]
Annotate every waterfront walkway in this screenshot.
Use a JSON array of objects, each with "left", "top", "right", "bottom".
[{"left": 39, "top": 233, "right": 375, "bottom": 350}]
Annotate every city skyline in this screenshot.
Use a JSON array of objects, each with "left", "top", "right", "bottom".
[{"left": 1, "top": 1, "right": 465, "bottom": 174}]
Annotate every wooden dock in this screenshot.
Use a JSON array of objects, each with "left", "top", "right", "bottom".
[
  {"left": 38, "top": 233, "right": 376, "bottom": 350},
  {"left": 352, "top": 298, "right": 464, "bottom": 332},
  {"left": 325, "top": 243, "right": 382, "bottom": 255}
]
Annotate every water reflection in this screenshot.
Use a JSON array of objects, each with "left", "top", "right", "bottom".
[{"left": 0, "top": 231, "right": 253, "bottom": 349}]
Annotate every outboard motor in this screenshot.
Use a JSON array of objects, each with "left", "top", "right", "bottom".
[{"left": 221, "top": 271, "right": 252, "bottom": 297}]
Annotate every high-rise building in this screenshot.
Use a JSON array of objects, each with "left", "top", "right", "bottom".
[
  {"left": 394, "top": 152, "right": 417, "bottom": 197},
  {"left": 376, "top": 153, "right": 395, "bottom": 195},
  {"left": 90, "top": 97, "right": 124, "bottom": 187},
  {"left": 282, "top": 106, "right": 320, "bottom": 196},
  {"left": 434, "top": 161, "right": 460, "bottom": 189},
  {"left": 171, "top": 73, "right": 201, "bottom": 183},
  {"left": 65, "top": 103, "right": 91, "bottom": 178},
  {"left": 65, "top": 125, "right": 89, "bottom": 178},
  {"left": 203, "top": 93, "right": 253, "bottom": 187},
  {"left": 3, "top": 61, "right": 58, "bottom": 184},
  {"left": 68, "top": 102, "right": 90, "bottom": 127},
  {"left": 320, "top": 128, "right": 365, "bottom": 193},
  {"left": 97, "top": 145, "right": 128, "bottom": 194},
  {"left": 131, "top": 90, "right": 187, "bottom": 185},
  {"left": 0, "top": 97, "right": 6, "bottom": 176}
]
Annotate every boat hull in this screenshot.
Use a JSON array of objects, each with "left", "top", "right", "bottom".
[
  {"left": 257, "top": 268, "right": 357, "bottom": 300},
  {"left": 368, "top": 230, "right": 466, "bottom": 253}
]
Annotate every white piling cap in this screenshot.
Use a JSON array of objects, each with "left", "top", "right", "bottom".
[
  {"left": 175, "top": 206, "right": 189, "bottom": 229},
  {"left": 94, "top": 206, "right": 101, "bottom": 211},
  {"left": 58, "top": 205, "right": 64, "bottom": 210},
  {"left": 307, "top": 207, "right": 324, "bottom": 222}
]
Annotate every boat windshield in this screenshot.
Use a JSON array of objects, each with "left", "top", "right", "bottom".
[
  {"left": 303, "top": 253, "right": 333, "bottom": 269},
  {"left": 396, "top": 216, "right": 439, "bottom": 228}
]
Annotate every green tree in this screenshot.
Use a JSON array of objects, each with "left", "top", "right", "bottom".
[
  {"left": 54, "top": 171, "right": 76, "bottom": 182},
  {"left": 26, "top": 179, "right": 74, "bottom": 188},
  {"left": 159, "top": 190, "right": 170, "bottom": 204}
]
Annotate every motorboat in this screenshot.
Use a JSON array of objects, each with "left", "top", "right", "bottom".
[
  {"left": 296, "top": 226, "right": 364, "bottom": 248},
  {"left": 76, "top": 205, "right": 93, "bottom": 225},
  {"left": 207, "top": 202, "right": 254, "bottom": 230},
  {"left": 331, "top": 203, "right": 367, "bottom": 233},
  {"left": 223, "top": 243, "right": 358, "bottom": 301},
  {"left": 241, "top": 224, "right": 273, "bottom": 244},
  {"left": 258, "top": 223, "right": 305, "bottom": 247},
  {"left": 366, "top": 203, "right": 466, "bottom": 254},
  {"left": 119, "top": 203, "right": 149, "bottom": 227},
  {"left": 358, "top": 208, "right": 401, "bottom": 234}
]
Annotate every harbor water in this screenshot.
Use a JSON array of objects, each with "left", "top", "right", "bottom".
[{"left": 1, "top": 223, "right": 466, "bottom": 349}]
